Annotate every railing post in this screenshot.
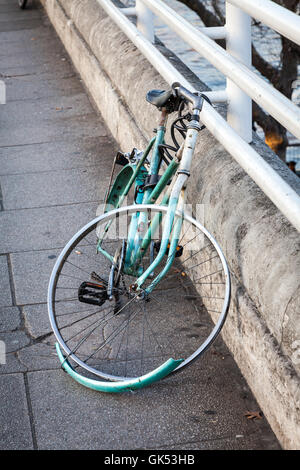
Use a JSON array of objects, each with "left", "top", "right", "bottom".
[
  {"left": 136, "top": 0, "right": 154, "bottom": 43},
  {"left": 0, "top": 80, "right": 6, "bottom": 105},
  {"left": 225, "top": 2, "right": 252, "bottom": 143}
]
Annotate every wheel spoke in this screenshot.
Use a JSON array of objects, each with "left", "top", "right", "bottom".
[{"left": 48, "top": 206, "right": 230, "bottom": 381}]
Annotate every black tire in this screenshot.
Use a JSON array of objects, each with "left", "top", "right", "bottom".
[{"left": 18, "top": 0, "right": 28, "bottom": 9}]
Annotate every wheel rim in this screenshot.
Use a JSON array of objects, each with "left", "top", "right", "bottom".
[{"left": 48, "top": 205, "right": 230, "bottom": 381}]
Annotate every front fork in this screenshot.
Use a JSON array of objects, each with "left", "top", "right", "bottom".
[
  {"left": 133, "top": 123, "right": 200, "bottom": 294},
  {"left": 140, "top": 191, "right": 185, "bottom": 294}
]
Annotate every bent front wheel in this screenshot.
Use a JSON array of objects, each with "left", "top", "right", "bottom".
[{"left": 48, "top": 205, "right": 230, "bottom": 383}]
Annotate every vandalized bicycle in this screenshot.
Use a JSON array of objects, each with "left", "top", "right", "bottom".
[{"left": 47, "top": 83, "right": 231, "bottom": 392}]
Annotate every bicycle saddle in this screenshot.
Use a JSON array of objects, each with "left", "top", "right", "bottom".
[{"left": 146, "top": 89, "right": 173, "bottom": 109}]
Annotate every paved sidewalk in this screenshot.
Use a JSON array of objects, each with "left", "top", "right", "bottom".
[{"left": 0, "top": 1, "right": 281, "bottom": 450}]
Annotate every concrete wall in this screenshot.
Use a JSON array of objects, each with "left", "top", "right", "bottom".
[{"left": 40, "top": 0, "right": 300, "bottom": 449}]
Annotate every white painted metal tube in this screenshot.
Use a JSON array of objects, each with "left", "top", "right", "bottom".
[
  {"left": 226, "top": 2, "right": 252, "bottom": 142},
  {"left": 136, "top": 0, "right": 154, "bottom": 43},
  {"left": 98, "top": 0, "right": 300, "bottom": 232},
  {"left": 141, "top": 0, "right": 300, "bottom": 142},
  {"left": 119, "top": 9, "right": 227, "bottom": 40},
  {"left": 99, "top": 0, "right": 194, "bottom": 90},
  {"left": 203, "top": 90, "right": 228, "bottom": 103},
  {"left": 199, "top": 26, "right": 227, "bottom": 40},
  {"left": 121, "top": 7, "right": 136, "bottom": 16},
  {"left": 227, "top": 0, "right": 300, "bottom": 46},
  {"left": 200, "top": 100, "right": 300, "bottom": 232}
]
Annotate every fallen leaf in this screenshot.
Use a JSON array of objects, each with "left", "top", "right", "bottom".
[{"left": 244, "top": 410, "right": 263, "bottom": 420}]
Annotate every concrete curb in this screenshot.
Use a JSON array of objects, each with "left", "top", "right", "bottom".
[{"left": 40, "top": 0, "right": 300, "bottom": 449}]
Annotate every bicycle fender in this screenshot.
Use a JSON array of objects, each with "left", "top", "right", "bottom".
[
  {"left": 104, "top": 164, "right": 134, "bottom": 212},
  {"left": 104, "top": 164, "right": 147, "bottom": 212},
  {"left": 55, "top": 343, "right": 183, "bottom": 393}
]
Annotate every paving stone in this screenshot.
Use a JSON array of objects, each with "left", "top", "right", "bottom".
[
  {"left": 0, "top": 201, "right": 99, "bottom": 254},
  {"left": 11, "top": 245, "right": 109, "bottom": 306},
  {"left": 27, "top": 362, "right": 280, "bottom": 450},
  {"left": 0, "top": 137, "right": 117, "bottom": 176},
  {"left": 3, "top": 93, "right": 94, "bottom": 122},
  {"left": 0, "top": 94, "right": 107, "bottom": 149},
  {"left": 4, "top": 75, "right": 83, "bottom": 102},
  {"left": 0, "top": 330, "right": 30, "bottom": 353},
  {"left": 0, "top": 23, "right": 52, "bottom": 44},
  {"left": 23, "top": 298, "right": 112, "bottom": 340},
  {"left": 0, "top": 29, "right": 62, "bottom": 57},
  {"left": 0, "top": 256, "right": 12, "bottom": 307},
  {"left": 0, "top": 18, "right": 41, "bottom": 33},
  {"left": 0, "top": 10, "right": 41, "bottom": 23},
  {"left": 0, "top": 351, "right": 26, "bottom": 375},
  {"left": 0, "top": 45, "right": 66, "bottom": 70},
  {"left": 23, "top": 303, "right": 52, "bottom": 338},
  {"left": 0, "top": 113, "right": 106, "bottom": 147},
  {"left": 17, "top": 342, "right": 60, "bottom": 372},
  {"left": 0, "top": 373, "right": 33, "bottom": 449},
  {"left": 1, "top": 55, "right": 77, "bottom": 81},
  {"left": 0, "top": 306, "right": 21, "bottom": 331},
  {"left": 10, "top": 248, "right": 66, "bottom": 306},
  {"left": 0, "top": 3, "right": 27, "bottom": 13},
  {"left": 1, "top": 165, "right": 109, "bottom": 210}
]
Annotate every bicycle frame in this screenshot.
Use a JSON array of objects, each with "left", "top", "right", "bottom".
[
  {"left": 135, "top": 123, "right": 200, "bottom": 294},
  {"left": 98, "top": 78, "right": 207, "bottom": 294},
  {"left": 47, "top": 81, "right": 233, "bottom": 393},
  {"left": 97, "top": 102, "right": 201, "bottom": 295}
]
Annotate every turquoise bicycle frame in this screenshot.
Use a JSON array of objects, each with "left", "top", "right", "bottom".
[{"left": 97, "top": 111, "right": 200, "bottom": 295}]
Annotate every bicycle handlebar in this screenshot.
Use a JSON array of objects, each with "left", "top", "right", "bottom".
[{"left": 172, "top": 82, "right": 211, "bottom": 111}]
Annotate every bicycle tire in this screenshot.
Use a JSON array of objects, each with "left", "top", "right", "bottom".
[{"left": 48, "top": 204, "right": 231, "bottom": 382}]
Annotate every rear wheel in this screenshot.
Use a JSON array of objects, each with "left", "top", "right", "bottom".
[{"left": 48, "top": 205, "right": 230, "bottom": 382}]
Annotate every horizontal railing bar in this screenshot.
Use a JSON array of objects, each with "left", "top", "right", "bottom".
[
  {"left": 198, "top": 26, "right": 227, "bottom": 40},
  {"left": 200, "top": 100, "right": 300, "bottom": 232},
  {"left": 120, "top": 7, "right": 227, "bottom": 40},
  {"left": 204, "top": 90, "right": 228, "bottom": 103},
  {"left": 227, "top": 0, "right": 300, "bottom": 46},
  {"left": 100, "top": 0, "right": 193, "bottom": 89},
  {"left": 121, "top": 7, "right": 136, "bottom": 16},
  {"left": 99, "top": 0, "right": 300, "bottom": 232},
  {"left": 141, "top": 0, "right": 300, "bottom": 142}
]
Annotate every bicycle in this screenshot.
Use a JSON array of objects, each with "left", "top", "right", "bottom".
[
  {"left": 47, "top": 82, "right": 231, "bottom": 392},
  {"left": 18, "top": 0, "right": 28, "bottom": 9}
]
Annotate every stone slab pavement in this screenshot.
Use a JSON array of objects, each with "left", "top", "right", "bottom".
[{"left": 0, "top": 0, "right": 281, "bottom": 451}]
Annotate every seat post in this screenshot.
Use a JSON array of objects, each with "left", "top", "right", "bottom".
[{"left": 158, "top": 107, "right": 168, "bottom": 127}]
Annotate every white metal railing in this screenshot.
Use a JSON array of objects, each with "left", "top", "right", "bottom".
[{"left": 98, "top": 0, "right": 300, "bottom": 232}]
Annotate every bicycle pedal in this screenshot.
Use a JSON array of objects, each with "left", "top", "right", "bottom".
[{"left": 78, "top": 281, "right": 108, "bottom": 306}]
